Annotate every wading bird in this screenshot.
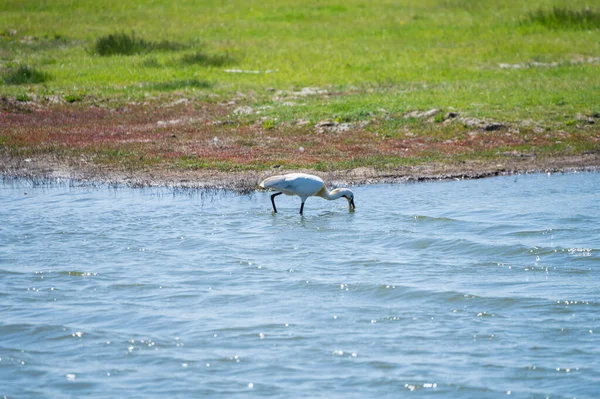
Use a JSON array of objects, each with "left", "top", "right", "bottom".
[{"left": 259, "top": 173, "right": 355, "bottom": 215}]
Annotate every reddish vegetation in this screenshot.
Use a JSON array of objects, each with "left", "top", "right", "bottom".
[
  {"left": 1, "top": 100, "right": 599, "bottom": 189},
  {"left": 2, "top": 102, "right": 226, "bottom": 155}
]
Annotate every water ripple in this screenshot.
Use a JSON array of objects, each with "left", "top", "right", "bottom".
[{"left": 1, "top": 173, "right": 599, "bottom": 398}]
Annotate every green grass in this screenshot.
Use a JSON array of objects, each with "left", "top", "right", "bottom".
[
  {"left": 94, "top": 31, "right": 185, "bottom": 56},
  {"left": 16, "top": 93, "right": 32, "bottom": 102},
  {"left": 524, "top": 7, "right": 600, "bottom": 30},
  {"left": 0, "top": 0, "right": 598, "bottom": 172},
  {"left": 3, "top": 65, "right": 50, "bottom": 85},
  {"left": 0, "top": 1, "right": 597, "bottom": 115},
  {"left": 180, "top": 52, "right": 233, "bottom": 67},
  {"left": 262, "top": 118, "right": 276, "bottom": 130},
  {"left": 147, "top": 79, "right": 211, "bottom": 91},
  {"left": 63, "top": 93, "right": 83, "bottom": 103},
  {"left": 94, "top": 32, "right": 149, "bottom": 56}
]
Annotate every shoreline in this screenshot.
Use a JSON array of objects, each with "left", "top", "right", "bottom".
[
  {"left": 2, "top": 153, "right": 599, "bottom": 192},
  {"left": 2, "top": 100, "right": 599, "bottom": 192}
]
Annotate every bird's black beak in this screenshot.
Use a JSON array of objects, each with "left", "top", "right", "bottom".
[{"left": 349, "top": 198, "right": 356, "bottom": 210}]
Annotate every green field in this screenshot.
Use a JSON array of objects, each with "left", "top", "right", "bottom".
[{"left": 1, "top": 0, "right": 599, "bottom": 175}]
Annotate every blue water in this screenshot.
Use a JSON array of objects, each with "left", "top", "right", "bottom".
[{"left": 1, "top": 172, "right": 599, "bottom": 398}]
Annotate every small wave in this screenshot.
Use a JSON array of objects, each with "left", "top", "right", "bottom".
[
  {"left": 57, "top": 271, "right": 99, "bottom": 277},
  {"left": 0, "top": 322, "right": 78, "bottom": 346},
  {"left": 109, "top": 283, "right": 159, "bottom": 290},
  {"left": 0, "top": 269, "right": 26, "bottom": 276},
  {"left": 412, "top": 215, "right": 457, "bottom": 223},
  {"left": 507, "top": 228, "right": 572, "bottom": 237}
]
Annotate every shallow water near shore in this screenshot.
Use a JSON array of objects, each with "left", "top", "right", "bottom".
[{"left": 1, "top": 172, "right": 599, "bottom": 398}]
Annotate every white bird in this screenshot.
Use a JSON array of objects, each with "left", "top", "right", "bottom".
[{"left": 259, "top": 173, "right": 355, "bottom": 215}]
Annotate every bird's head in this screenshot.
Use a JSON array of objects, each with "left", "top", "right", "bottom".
[{"left": 337, "top": 188, "right": 355, "bottom": 211}]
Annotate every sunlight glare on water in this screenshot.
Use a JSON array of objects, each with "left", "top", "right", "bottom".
[{"left": 1, "top": 172, "right": 599, "bottom": 398}]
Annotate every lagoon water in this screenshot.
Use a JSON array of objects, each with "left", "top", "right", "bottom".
[{"left": 1, "top": 172, "right": 599, "bottom": 398}]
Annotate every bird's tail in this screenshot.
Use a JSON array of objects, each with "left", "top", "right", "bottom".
[{"left": 259, "top": 175, "right": 281, "bottom": 189}]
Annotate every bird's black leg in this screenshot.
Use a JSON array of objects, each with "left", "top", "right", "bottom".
[
  {"left": 299, "top": 201, "right": 305, "bottom": 215},
  {"left": 271, "top": 192, "right": 282, "bottom": 213}
]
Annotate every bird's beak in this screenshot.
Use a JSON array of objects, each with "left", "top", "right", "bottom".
[{"left": 349, "top": 198, "right": 356, "bottom": 210}]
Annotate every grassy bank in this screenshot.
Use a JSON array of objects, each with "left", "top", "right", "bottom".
[{"left": 1, "top": 0, "right": 599, "bottom": 175}]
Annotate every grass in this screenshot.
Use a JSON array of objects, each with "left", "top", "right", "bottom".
[
  {"left": 524, "top": 7, "right": 600, "bottom": 30},
  {"left": 262, "top": 118, "right": 276, "bottom": 130},
  {"left": 63, "top": 93, "right": 83, "bottom": 103},
  {"left": 148, "top": 79, "right": 211, "bottom": 91},
  {"left": 16, "top": 93, "right": 32, "bottom": 102},
  {"left": 94, "top": 32, "right": 147, "bottom": 56},
  {"left": 0, "top": 0, "right": 598, "bottom": 174},
  {"left": 1, "top": 2, "right": 598, "bottom": 105},
  {"left": 180, "top": 52, "right": 233, "bottom": 67},
  {"left": 94, "top": 31, "right": 185, "bottom": 56},
  {"left": 3, "top": 65, "right": 50, "bottom": 85}
]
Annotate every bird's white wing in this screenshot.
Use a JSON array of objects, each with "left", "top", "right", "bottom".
[
  {"left": 284, "top": 174, "right": 325, "bottom": 197},
  {"left": 260, "top": 173, "right": 325, "bottom": 197}
]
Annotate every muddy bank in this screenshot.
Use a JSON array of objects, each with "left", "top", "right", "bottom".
[
  {"left": 2, "top": 152, "right": 599, "bottom": 192},
  {"left": 1, "top": 99, "right": 599, "bottom": 191}
]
